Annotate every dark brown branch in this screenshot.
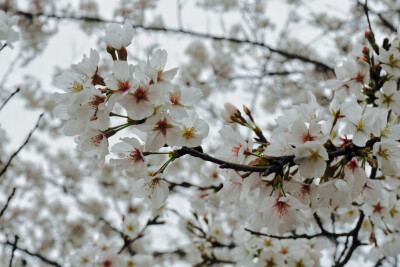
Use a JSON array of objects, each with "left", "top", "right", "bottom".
[
  {"left": 0, "top": 44, "right": 7, "bottom": 52},
  {"left": 117, "top": 216, "right": 164, "bottom": 255},
  {"left": 4, "top": 240, "right": 61, "bottom": 267},
  {"left": 15, "top": 10, "right": 334, "bottom": 72},
  {"left": 333, "top": 211, "right": 365, "bottom": 267},
  {"left": 356, "top": 1, "right": 396, "bottom": 32},
  {"left": 0, "top": 113, "right": 44, "bottom": 178},
  {"left": 245, "top": 228, "right": 326, "bottom": 240},
  {"left": 363, "top": 0, "right": 373, "bottom": 33},
  {"left": 166, "top": 180, "right": 222, "bottom": 191},
  {"left": 0, "top": 188, "right": 16, "bottom": 217},
  {"left": 176, "top": 138, "right": 380, "bottom": 176},
  {"left": 8, "top": 235, "right": 18, "bottom": 267},
  {"left": 0, "top": 88, "right": 20, "bottom": 112}
]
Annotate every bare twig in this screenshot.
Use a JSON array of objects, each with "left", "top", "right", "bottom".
[
  {"left": 15, "top": 10, "right": 334, "bottom": 72},
  {"left": 0, "top": 113, "right": 43, "bottom": 178},
  {"left": 8, "top": 235, "right": 18, "bottom": 267},
  {"left": 363, "top": 0, "right": 373, "bottom": 32},
  {"left": 4, "top": 239, "right": 61, "bottom": 267},
  {"left": 0, "top": 44, "right": 7, "bottom": 52},
  {"left": 0, "top": 187, "right": 16, "bottom": 217},
  {"left": 356, "top": 1, "right": 396, "bottom": 32},
  {"left": 0, "top": 88, "right": 20, "bottom": 112}
]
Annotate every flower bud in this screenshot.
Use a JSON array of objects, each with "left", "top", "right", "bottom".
[{"left": 220, "top": 102, "right": 240, "bottom": 123}]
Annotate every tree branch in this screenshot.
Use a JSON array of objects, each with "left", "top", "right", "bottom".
[
  {"left": 0, "top": 187, "right": 16, "bottom": 217},
  {"left": 0, "top": 88, "right": 20, "bottom": 112},
  {"left": 0, "top": 113, "right": 44, "bottom": 178},
  {"left": 8, "top": 235, "right": 18, "bottom": 267},
  {"left": 333, "top": 211, "right": 365, "bottom": 267},
  {"left": 4, "top": 239, "right": 61, "bottom": 267},
  {"left": 15, "top": 10, "right": 334, "bottom": 72},
  {"left": 356, "top": 1, "right": 396, "bottom": 32},
  {"left": 175, "top": 138, "right": 380, "bottom": 176}
]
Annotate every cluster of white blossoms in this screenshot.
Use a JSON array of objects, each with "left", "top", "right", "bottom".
[
  {"left": 54, "top": 20, "right": 208, "bottom": 211},
  {"left": 56, "top": 20, "right": 400, "bottom": 265},
  {"left": 0, "top": 10, "right": 19, "bottom": 49}
]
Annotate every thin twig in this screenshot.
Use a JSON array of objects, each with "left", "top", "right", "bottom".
[
  {"left": 8, "top": 235, "right": 18, "bottom": 267},
  {"left": 356, "top": 1, "right": 396, "bottom": 32},
  {"left": 16, "top": 10, "right": 334, "bottom": 72},
  {"left": 0, "top": 188, "right": 16, "bottom": 217},
  {"left": 0, "top": 113, "right": 43, "bottom": 178},
  {"left": 363, "top": 0, "right": 373, "bottom": 32},
  {"left": 0, "top": 88, "right": 20, "bottom": 112},
  {"left": 4, "top": 239, "right": 61, "bottom": 267},
  {"left": 0, "top": 44, "right": 7, "bottom": 52}
]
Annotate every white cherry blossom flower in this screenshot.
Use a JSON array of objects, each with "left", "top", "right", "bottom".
[
  {"left": 218, "top": 171, "right": 243, "bottom": 202},
  {"left": 110, "top": 137, "right": 147, "bottom": 177},
  {"left": 132, "top": 174, "right": 169, "bottom": 209},
  {"left": 379, "top": 43, "right": 400, "bottom": 77},
  {"left": 167, "top": 86, "right": 202, "bottom": 118},
  {"left": 175, "top": 112, "right": 209, "bottom": 147},
  {"left": 0, "top": 11, "right": 19, "bottom": 48},
  {"left": 72, "top": 49, "right": 101, "bottom": 84},
  {"left": 288, "top": 121, "right": 325, "bottom": 146},
  {"left": 294, "top": 141, "right": 328, "bottom": 178},
  {"left": 216, "top": 125, "right": 252, "bottom": 164},
  {"left": 105, "top": 20, "right": 134, "bottom": 49},
  {"left": 139, "top": 112, "right": 181, "bottom": 150},
  {"left": 105, "top": 60, "right": 136, "bottom": 93},
  {"left": 260, "top": 196, "right": 306, "bottom": 234},
  {"left": 264, "top": 142, "right": 295, "bottom": 157},
  {"left": 375, "top": 80, "right": 400, "bottom": 114},
  {"left": 144, "top": 49, "right": 179, "bottom": 84},
  {"left": 122, "top": 214, "right": 141, "bottom": 239},
  {"left": 373, "top": 140, "right": 400, "bottom": 176},
  {"left": 342, "top": 103, "right": 376, "bottom": 147},
  {"left": 76, "top": 129, "right": 109, "bottom": 164},
  {"left": 117, "top": 82, "right": 161, "bottom": 120}
]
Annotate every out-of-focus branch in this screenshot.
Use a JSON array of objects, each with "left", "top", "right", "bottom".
[
  {"left": 0, "top": 113, "right": 43, "bottom": 178},
  {"left": 0, "top": 88, "right": 20, "bottom": 112},
  {"left": 8, "top": 235, "right": 18, "bottom": 267},
  {"left": 15, "top": 10, "right": 334, "bottom": 72},
  {"left": 4, "top": 239, "right": 61, "bottom": 267},
  {"left": 356, "top": 1, "right": 396, "bottom": 32},
  {"left": 0, "top": 188, "right": 16, "bottom": 218}
]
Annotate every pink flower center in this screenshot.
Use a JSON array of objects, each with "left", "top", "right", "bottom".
[
  {"left": 302, "top": 131, "right": 315, "bottom": 143},
  {"left": 347, "top": 160, "right": 358, "bottom": 171},
  {"left": 89, "top": 95, "right": 105, "bottom": 108},
  {"left": 129, "top": 148, "right": 143, "bottom": 162},
  {"left": 273, "top": 200, "right": 289, "bottom": 217},
  {"left": 299, "top": 184, "right": 310, "bottom": 196},
  {"left": 101, "top": 259, "right": 112, "bottom": 267},
  {"left": 354, "top": 73, "right": 364, "bottom": 83},
  {"left": 232, "top": 144, "right": 242, "bottom": 156},
  {"left": 91, "top": 133, "right": 104, "bottom": 146},
  {"left": 118, "top": 80, "right": 130, "bottom": 92},
  {"left": 133, "top": 87, "right": 149, "bottom": 103},
  {"left": 154, "top": 117, "right": 172, "bottom": 137},
  {"left": 169, "top": 92, "right": 181, "bottom": 105}
]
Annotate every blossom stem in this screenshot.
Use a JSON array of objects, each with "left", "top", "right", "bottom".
[
  {"left": 109, "top": 112, "right": 129, "bottom": 118},
  {"left": 153, "top": 157, "right": 175, "bottom": 176},
  {"left": 143, "top": 151, "right": 171, "bottom": 156}
]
